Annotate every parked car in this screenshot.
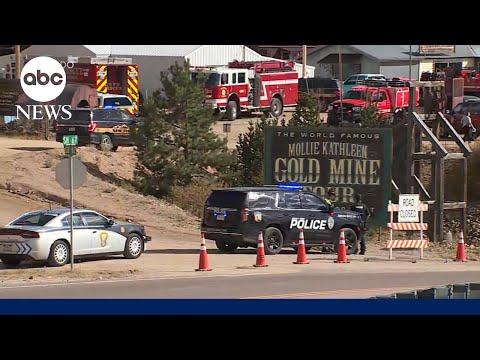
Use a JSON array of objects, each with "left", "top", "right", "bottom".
[
  {"left": 54, "top": 108, "right": 138, "bottom": 152},
  {"left": 444, "top": 101, "right": 480, "bottom": 136},
  {"left": 0, "top": 208, "right": 151, "bottom": 268},
  {"left": 97, "top": 93, "right": 138, "bottom": 116},
  {"left": 463, "top": 95, "right": 480, "bottom": 102},
  {"left": 298, "top": 77, "right": 341, "bottom": 112},
  {"left": 342, "top": 73, "right": 386, "bottom": 94},
  {"left": 201, "top": 185, "right": 365, "bottom": 255}
]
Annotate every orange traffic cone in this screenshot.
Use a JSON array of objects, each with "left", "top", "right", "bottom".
[
  {"left": 454, "top": 230, "right": 467, "bottom": 262},
  {"left": 196, "top": 234, "right": 212, "bottom": 271},
  {"left": 334, "top": 228, "right": 349, "bottom": 263},
  {"left": 294, "top": 229, "right": 309, "bottom": 264},
  {"left": 253, "top": 231, "right": 268, "bottom": 267}
]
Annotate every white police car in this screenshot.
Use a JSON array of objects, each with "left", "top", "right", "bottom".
[{"left": 0, "top": 208, "right": 151, "bottom": 268}]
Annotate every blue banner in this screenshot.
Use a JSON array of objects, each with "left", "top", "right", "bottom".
[{"left": 0, "top": 299, "right": 479, "bottom": 315}]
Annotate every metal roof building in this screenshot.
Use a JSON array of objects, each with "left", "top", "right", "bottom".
[
  {"left": 1, "top": 45, "right": 314, "bottom": 97},
  {"left": 307, "top": 45, "right": 480, "bottom": 80}
]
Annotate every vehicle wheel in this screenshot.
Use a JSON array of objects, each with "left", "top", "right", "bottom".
[
  {"left": 47, "top": 240, "right": 70, "bottom": 267},
  {"left": 215, "top": 240, "right": 238, "bottom": 253},
  {"left": 318, "top": 100, "right": 328, "bottom": 113},
  {"left": 112, "top": 146, "right": 119, "bottom": 152},
  {"left": 1, "top": 256, "right": 22, "bottom": 268},
  {"left": 226, "top": 100, "right": 238, "bottom": 121},
  {"left": 334, "top": 228, "right": 359, "bottom": 255},
  {"left": 99, "top": 134, "right": 114, "bottom": 152},
  {"left": 269, "top": 98, "right": 283, "bottom": 118},
  {"left": 124, "top": 233, "right": 144, "bottom": 259},
  {"left": 264, "top": 227, "right": 284, "bottom": 255}
]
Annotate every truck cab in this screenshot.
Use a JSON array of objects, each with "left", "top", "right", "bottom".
[{"left": 328, "top": 79, "right": 419, "bottom": 126}]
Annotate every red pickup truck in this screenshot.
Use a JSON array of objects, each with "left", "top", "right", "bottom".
[{"left": 327, "top": 80, "right": 419, "bottom": 126}]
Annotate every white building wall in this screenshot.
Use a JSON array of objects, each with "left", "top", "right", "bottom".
[
  {"left": 122, "top": 56, "right": 185, "bottom": 97},
  {"left": 293, "top": 63, "right": 315, "bottom": 78},
  {"left": 187, "top": 46, "right": 314, "bottom": 78}
]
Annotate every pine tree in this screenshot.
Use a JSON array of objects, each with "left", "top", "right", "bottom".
[
  {"left": 360, "top": 103, "right": 393, "bottom": 127},
  {"left": 288, "top": 92, "right": 324, "bottom": 126},
  {"left": 133, "top": 61, "right": 236, "bottom": 197},
  {"left": 234, "top": 115, "right": 280, "bottom": 186}
]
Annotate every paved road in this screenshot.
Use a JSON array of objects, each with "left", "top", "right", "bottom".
[{"left": 0, "top": 270, "right": 479, "bottom": 299}]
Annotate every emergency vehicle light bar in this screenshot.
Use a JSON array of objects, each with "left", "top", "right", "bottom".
[{"left": 277, "top": 183, "right": 303, "bottom": 190}]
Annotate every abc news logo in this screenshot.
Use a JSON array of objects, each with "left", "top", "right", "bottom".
[
  {"left": 16, "top": 56, "right": 72, "bottom": 121},
  {"left": 23, "top": 70, "right": 64, "bottom": 86}
]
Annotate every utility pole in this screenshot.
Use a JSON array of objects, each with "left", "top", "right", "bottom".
[
  {"left": 339, "top": 45, "right": 344, "bottom": 123},
  {"left": 242, "top": 45, "right": 246, "bottom": 62},
  {"left": 302, "top": 45, "right": 307, "bottom": 78},
  {"left": 409, "top": 45, "right": 412, "bottom": 80},
  {"left": 15, "top": 45, "right": 21, "bottom": 79}
]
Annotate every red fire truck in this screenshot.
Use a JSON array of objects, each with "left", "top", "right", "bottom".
[
  {"left": 192, "top": 60, "right": 298, "bottom": 121},
  {"left": 327, "top": 79, "right": 419, "bottom": 126},
  {"left": 55, "top": 57, "right": 140, "bottom": 116}
]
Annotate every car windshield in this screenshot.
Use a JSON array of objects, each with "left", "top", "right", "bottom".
[
  {"left": 452, "top": 104, "right": 463, "bottom": 114},
  {"left": 368, "top": 76, "right": 386, "bottom": 80},
  {"left": 191, "top": 72, "right": 221, "bottom": 87},
  {"left": 10, "top": 211, "right": 60, "bottom": 226},
  {"left": 344, "top": 90, "right": 366, "bottom": 100},
  {"left": 205, "top": 73, "right": 221, "bottom": 86}
]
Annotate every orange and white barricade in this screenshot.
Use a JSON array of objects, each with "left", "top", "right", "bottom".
[{"left": 386, "top": 200, "right": 429, "bottom": 260}]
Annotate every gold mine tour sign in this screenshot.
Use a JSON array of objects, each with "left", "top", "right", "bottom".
[{"left": 264, "top": 127, "right": 393, "bottom": 225}]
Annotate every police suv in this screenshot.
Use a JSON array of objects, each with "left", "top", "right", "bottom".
[
  {"left": 201, "top": 185, "right": 365, "bottom": 255},
  {"left": 54, "top": 108, "right": 138, "bottom": 152}
]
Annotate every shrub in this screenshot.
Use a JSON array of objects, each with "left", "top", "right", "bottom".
[
  {"left": 360, "top": 103, "right": 393, "bottom": 127},
  {"left": 288, "top": 92, "right": 324, "bottom": 126},
  {"left": 166, "top": 179, "right": 221, "bottom": 218}
]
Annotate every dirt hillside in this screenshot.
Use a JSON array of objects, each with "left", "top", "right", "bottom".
[{"left": 0, "top": 138, "right": 199, "bottom": 236}]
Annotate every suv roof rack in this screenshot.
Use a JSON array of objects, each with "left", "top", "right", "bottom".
[{"left": 356, "top": 79, "right": 409, "bottom": 88}]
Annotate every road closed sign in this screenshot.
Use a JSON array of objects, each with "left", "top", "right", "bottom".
[{"left": 398, "top": 194, "right": 420, "bottom": 222}]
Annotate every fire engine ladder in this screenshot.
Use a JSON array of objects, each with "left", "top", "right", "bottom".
[
  {"left": 395, "top": 86, "right": 472, "bottom": 241},
  {"left": 228, "top": 60, "right": 295, "bottom": 72}
]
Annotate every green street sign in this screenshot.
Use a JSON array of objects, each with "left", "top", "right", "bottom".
[
  {"left": 63, "top": 135, "right": 78, "bottom": 146},
  {"left": 64, "top": 146, "right": 77, "bottom": 156}
]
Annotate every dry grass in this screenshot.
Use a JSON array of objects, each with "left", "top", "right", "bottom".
[
  {"left": 0, "top": 267, "right": 141, "bottom": 282},
  {"left": 166, "top": 180, "right": 221, "bottom": 219},
  {"left": 428, "top": 241, "right": 480, "bottom": 261}
]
